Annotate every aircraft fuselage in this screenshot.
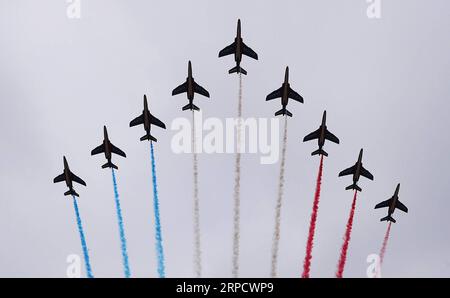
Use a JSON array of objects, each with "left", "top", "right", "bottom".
[
  {"left": 318, "top": 111, "right": 327, "bottom": 148},
  {"left": 63, "top": 158, "right": 73, "bottom": 189},
  {"left": 143, "top": 97, "right": 151, "bottom": 134},
  {"left": 353, "top": 150, "right": 364, "bottom": 183},
  {"left": 353, "top": 163, "right": 361, "bottom": 183},
  {"left": 186, "top": 61, "right": 195, "bottom": 101},
  {"left": 388, "top": 184, "right": 401, "bottom": 215},
  {"left": 103, "top": 127, "right": 112, "bottom": 161},
  {"left": 234, "top": 20, "right": 243, "bottom": 65},
  {"left": 318, "top": 125, "right": 326, "bottom": 148},
  {"left": 281, "top": 67, "right": 290, "bottom": 107}
]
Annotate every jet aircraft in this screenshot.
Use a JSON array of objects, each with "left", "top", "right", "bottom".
[
  {"left": 303, "top": 111, "right": 339, "bottom": 156},
  {"left": 53, "top": 156, "right": 86, "bottom": 197},
  {"left": 172, "top": 61, "right": 210, "bottom": 111},
  {"left": 130, "top": 95, "right": 166, "bottom": 142},
  {"left": 338, "top": 149, "right": 374, "bottom": 191},
  {"left": 266, "top": 67, "right": 303, "bottom": 117},
  {"left": 91, "top": 126, "right": 126, "bottom": 169},
  {"left": 375, "top": 183, "right": 408, "bottom": 223},
  {"left": 218, "top": 19, "right": 258, "bottom": 75}
]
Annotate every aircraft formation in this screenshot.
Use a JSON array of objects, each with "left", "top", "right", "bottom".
[
  {"left": 53, "top": 18, "right": 408, "bottom": 276},
  {"left": 53, "top": 18, "right": 407, "bottom": 220}
]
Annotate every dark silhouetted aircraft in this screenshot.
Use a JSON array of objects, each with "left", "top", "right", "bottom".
[
  {"left": 303, "top": 111, "right": 340, "bottom": 156},
  {"left": 172, "top": 61, "right": 210, "bottom": 111},
  {"left": 53, "top": 156, "right": 86, "bottom": 197},
  {"left": 338, "top": 149, "right": 374, "bottom": 191},
  {"left": 91, "top": 126, "right": 126, "bottom": 169},
  {"left": 130, "top": 95, "right": 166, "bottom": 142},
  {"left": 266, "top": 67, "right": 303, "bottom": 117},
  {"left": 218, "top": 19, "right": 258, "bottom": 75},
  {"left": 375, "top": 183, "right": 408, "bottom": 223}
]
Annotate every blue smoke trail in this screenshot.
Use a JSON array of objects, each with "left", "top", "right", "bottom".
[
  {"left": 150, "top": 142, "right": 166, "bottom": 278},
  {"left": 111, "top": 168, "right": 131, "bottom": 278},
  {"left": 72, "top": 196, "right": 94, "bottom": 278}
]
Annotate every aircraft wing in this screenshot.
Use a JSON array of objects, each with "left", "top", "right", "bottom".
[
  {"left": 91, "top": 144, "right": 105, "bottom": 155},
  {"left": 360, "top": 166, "right": 374, "bottom": 180},
  {"left": 150, "top": 114, "right": 166, "bottom": 129},
  {"left": 111, "top": 143, "right": 126, "bottom": 158},
  {"left": 339, "top": 164, "right": 356, "bottom": 177},
  {"left": 288, "top": 87, "right": 303, "bottom": 103},
  {"left": 130, "top": 114, "right": 144, "bottom": 127},
  {"left": 218, "top": 42, "right": 236, "bottom": 57},
  {"left": 266, "top": 87, "right": 282, "bottom": 101},
  {"left": 172, "top": 82, "right": 188, "bottom": 96},
  {"left": 395, "top": 200, "right": 408, "bottom": 213},
  {"left": 303, "top": 128, "right": 320, "bottom": 142},
  {"left": 242, "top": 42, "right": 258, "bottom": 60},
  {"left": 325, "top": 129, "right": 340, "bottom": 144},
  {"left": 53, "top": 173, "right": 65, "bottom": 183},
  {"left": 71, "top": 172, "right": 86, "bottom": 186},
  {"left": 375, "top": 198, "right": 392, "bottom": 209},
  {"left": 194, "top": 82, "right": 210, "bottom": 98}
]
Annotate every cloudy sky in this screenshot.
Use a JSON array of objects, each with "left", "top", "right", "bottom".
[{"left": 0, "top": 0, "right": 449, "bottom": 277}]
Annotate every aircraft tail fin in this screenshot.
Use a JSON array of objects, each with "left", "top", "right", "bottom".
[
  {"left": 229, "top": 65, "right": 247, "bottom": 75},
  {"left": 345, "top": 183, "right": 362, "bottom": 192},
  {"left": 102, "top": 161, "right": 118, "bottom": 170},
  {"left": 380, "top": 215, "right": 396, "bottom": 223},
  {"left": 275, "top": 108, "right": 292, "bottom": 117},
  {"left": 64, "top": 189, "right": 79, "bottom": 197},
  {"left": 182, "top": 103, "right": 200, "bottom": 111},
  {"left": 312, "top": 148, "right": 328, "bottom": 157},
  {"left": 140, "top": 134, "right": 157, "bottom": 142}
]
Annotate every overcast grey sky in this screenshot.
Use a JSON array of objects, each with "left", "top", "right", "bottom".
[{"left": 1, "top": 0, "right": 449, "bottom": 277}]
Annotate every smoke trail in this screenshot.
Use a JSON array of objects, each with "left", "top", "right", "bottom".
[
  {"left": 335, "top": 190, "right": 358, "bottom": 278},
  {"left": 270, "top": 116, "right": 288, "bottom": 278},
  {"left": 111, "top": 168, "right": 131, "bottom": 278},
  {"left": 232, "top": 73, "right": 243, "bottom": 278},
  {"left": 150, "top": 142, "right": 166, "bottom": 278},
  {"left": 72, "top": 196, "right": 94, "bottom": 278},
  {"left": 301, "top": 155, "right": 324, "bottom": 278},
  {"left": 192, "top": 110, "right": 202, "bottom": 278},
  {"left": 376, "top": 222, "right": 392, "bottom": 277}
]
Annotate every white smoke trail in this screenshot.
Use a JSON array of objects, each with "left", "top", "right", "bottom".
[
  {"left": 270, "top": 116, "right": 288, "bottom": 278},
  {"left": 232, "top": 73, "right": 243, "bottom": 277},
  {"left": 192, "top": 110, "right": 202, "bottom": 278}
]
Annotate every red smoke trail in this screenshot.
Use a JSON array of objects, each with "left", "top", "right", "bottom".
[
  {"left": 335, "top": 190, "right": 358, "bottom": 278},
  {"left": 377, "top": 222, "right": 392, "bottom": 277},
  {"left": 301, "top": 155, "right": 324, "bottom": 278}
]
